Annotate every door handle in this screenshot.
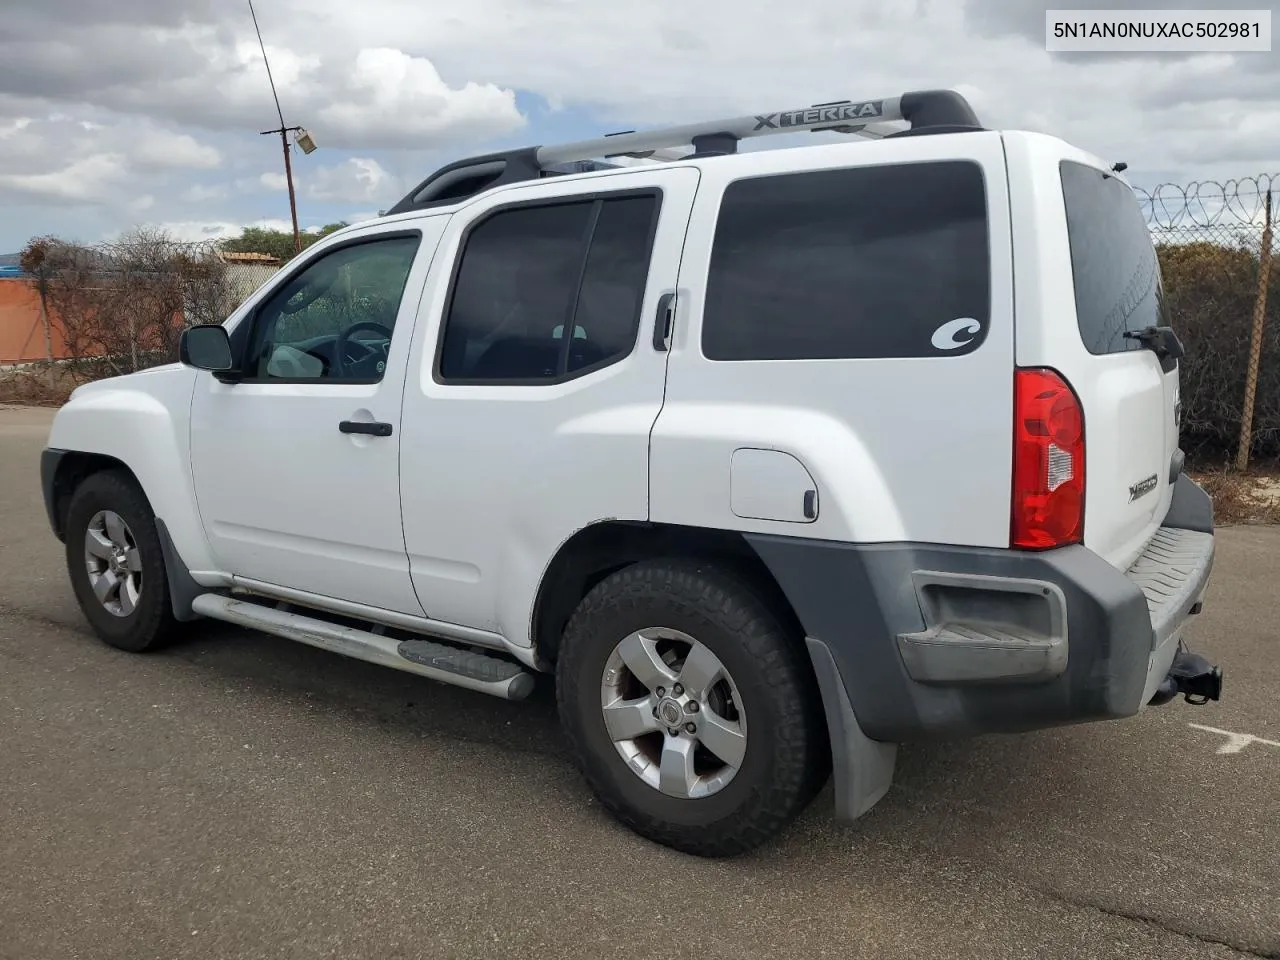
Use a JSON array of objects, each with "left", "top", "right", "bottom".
[
  {"left": 652, "top": 292, "right": 676, "bottom": 351},
  {"left": 339, "top": 420, "right": 393, "bottom": 437}
]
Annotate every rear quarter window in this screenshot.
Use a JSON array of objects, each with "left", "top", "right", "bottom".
[
  {"left": 1059, "top": 159, "right": 1169, "bottom": 355},
  {"left": 701, "top": 160, "right": 991, "bottom": 361}
]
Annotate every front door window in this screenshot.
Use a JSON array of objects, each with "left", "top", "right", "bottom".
[{"left": 245, "top": 235, "right": 421, "bottom": 382}]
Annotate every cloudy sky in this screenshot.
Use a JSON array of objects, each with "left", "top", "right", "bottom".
[{"left": 1, "top": 0, "right": 1277, "bottom": 252}]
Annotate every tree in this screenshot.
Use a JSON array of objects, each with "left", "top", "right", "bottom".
[{"left": 219, "top": 222, "right": 349, "bottom": 263}]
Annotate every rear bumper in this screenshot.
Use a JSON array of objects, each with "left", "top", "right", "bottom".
[{"left": 747, "top": 474, "right": 1218, "bottom": 746}]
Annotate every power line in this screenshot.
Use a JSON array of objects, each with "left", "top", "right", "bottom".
[
  {"left": 246, "top": 0, "right": 303, "bottom": 253},
  {"left": 247, "top": 0, "right": 287, "bottom": 131}
]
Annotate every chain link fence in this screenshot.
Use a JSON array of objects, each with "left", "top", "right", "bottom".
[
  {"left": 222, "top": 259, "right": 283, "bottom": 314},
  {"left": 1136, "top": 175, "right": 1278, "bottom": 467}
]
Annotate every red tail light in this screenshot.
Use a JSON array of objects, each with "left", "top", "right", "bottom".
[{"left": 1012, "top": 368, "right": 1085, "bottom": 550}]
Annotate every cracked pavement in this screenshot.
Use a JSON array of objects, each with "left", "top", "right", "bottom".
[{"left": 2, "top": 405, "right": 1278, "bottom": 959}]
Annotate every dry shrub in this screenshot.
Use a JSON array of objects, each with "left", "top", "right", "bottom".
[
  {"left": 18, "top": 229, "right": 240, "bottom": 384},
  {"left": 1191, "top": 469, "right": 1280, "bottom": 524},
  {"left": 0, "top": 364, "right": 77, "bottom": 406}
]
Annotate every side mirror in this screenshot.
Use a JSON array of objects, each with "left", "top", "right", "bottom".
[{"left": 180, "top": 324, "right": 235, "bottom": 373}]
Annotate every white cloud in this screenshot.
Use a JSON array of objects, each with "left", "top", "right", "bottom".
[
  {"left": 311, "top": 48, "right": 524, "bottom": 148},
  {"left": 182, "top": 183, "right": 230, "bottom": 202},
  {"left": 0, "top": 0, "right": 1277, "bottom": 251},
  {"left": 131, "top": 129, "right": 222, "bottom": 170},
  {"left": 0, "top": 153, "right": 129, "bottom": 203},
  {"left": 305, "top": 157, "right": 396, "bottom": 203},
  {"left": 0, "top": 116, "right": 33, "bottom": 136},
  {"left": 0, "top": 22, "right": 525, "bottom": 151},
  {"left": 2, "top": 0, "right": 1276, "bottom": 177},
  {"left": 0, "top": 113, "right": 223, "bottom": 205},
  {"left": 304, "top": 0, "right": 1278, "bottom": 183},
  {"left": 122, "top": 217, "right": 299, "bottom": 243}
]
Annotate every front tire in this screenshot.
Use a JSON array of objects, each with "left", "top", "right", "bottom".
[
  {"left": 556, "top": 559, "right": 828, "bottom": 857},
  {"left": 64, "top": 470, "right": 178, "bottom": 653}
]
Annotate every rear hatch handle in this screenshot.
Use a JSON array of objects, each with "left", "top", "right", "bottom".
[{"left": 1123, "top": 325, "right": 1185, "bottom": 364}]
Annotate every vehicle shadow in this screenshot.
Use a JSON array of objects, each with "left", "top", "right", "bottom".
[
  {"left": 157, "top": 620, "right": 569, "bottom": 757},
  {"left": 148, "top": 620, "right": 1107, "bottom": 855}
]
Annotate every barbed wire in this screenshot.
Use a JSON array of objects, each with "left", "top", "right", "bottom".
[{"left": 1136, "top": 173, "right": 1276, "bottom": 231}]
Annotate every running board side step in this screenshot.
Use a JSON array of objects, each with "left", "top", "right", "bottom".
[{"left": 190, "top": 594, "right": 536, "bottom": 701}]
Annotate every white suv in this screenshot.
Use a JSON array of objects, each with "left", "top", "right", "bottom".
[{"left": 41, "top": 89, "right": 1222, "bottom": 857}]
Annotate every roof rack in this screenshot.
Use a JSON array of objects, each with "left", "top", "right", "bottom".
[{"left": 385, "top": 88, "right": 981, "bottom": 216}]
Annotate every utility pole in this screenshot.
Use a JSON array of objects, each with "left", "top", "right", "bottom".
[
  {"left": 248, "top": 0, "right": 309, "bottom": 255},
  {"left": 260, "top": 124, "right": 303, "bottom": 253}
]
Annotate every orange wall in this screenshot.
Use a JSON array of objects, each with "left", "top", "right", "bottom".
[{"left": 0, "top": 280, "right": 72, "bottom": 364}]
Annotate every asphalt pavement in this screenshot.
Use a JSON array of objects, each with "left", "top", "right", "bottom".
[{"left": 2, "top": 404, "right": 1277, "bottom": 959}]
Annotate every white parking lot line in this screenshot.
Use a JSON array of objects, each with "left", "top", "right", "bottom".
[{"left": 1188, "top": 722, "right": 1280, "bottom": 755}]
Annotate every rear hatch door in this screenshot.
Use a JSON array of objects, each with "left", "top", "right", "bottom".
[{"left": 1055, "top": 158, "right": 1180, "bottom": 568}]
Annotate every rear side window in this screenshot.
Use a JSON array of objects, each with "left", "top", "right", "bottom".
[
  {"left": 1060, "top": 160, "right": 1169, "bottom": 355},
  {"left": 571, "top": 197, "right": 659, "bottom": 373},
  {"left": 438, "top": 193, "right": 660, "bottom": 382},
  {"left": 701, "top": 161, "right": 990, "bottom": 361}
]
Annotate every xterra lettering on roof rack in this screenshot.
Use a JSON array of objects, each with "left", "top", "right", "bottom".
[
  {"left": 385, "top": 88, "right": 983, "bottom": 216},
  {"left": 752, "top": 100, "right": 888, "bottom": 130}
]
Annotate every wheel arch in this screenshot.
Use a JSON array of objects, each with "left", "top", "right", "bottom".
[
  {"left": 44, "top": 449, "right": 204, "bottom": 622},
  {"left": 42, "top": 366, "right": 218, "bottom": 577},
  {"left": 532, "top": 521, "right": 899, "bottom": 828},
  {"left": 530, "top": 521, "right": 805, "bottom": 669},
  {"left": 43, "top": 449, "right": 135, "bottom": 542}
]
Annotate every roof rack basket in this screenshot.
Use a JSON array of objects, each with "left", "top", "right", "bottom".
[{"left": 386, "top": 88, "right": 981, "bottom": 215}]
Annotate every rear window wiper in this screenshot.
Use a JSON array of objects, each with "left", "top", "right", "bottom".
[{"left": 1123, "top": 325, "right": 1184, "bottom": 362}]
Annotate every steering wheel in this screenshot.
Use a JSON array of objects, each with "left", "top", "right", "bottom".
[{"left": 335, "top": 321, "right": 393, "bottom": 378}]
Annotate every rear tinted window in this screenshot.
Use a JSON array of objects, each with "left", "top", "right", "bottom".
[
  {"left": 437, "top": 194, "right": 659, "bottom": 382},
  {"left": 1060, "top": 160, "right": 1168, "bottom": 355},
  {"left": 701, "top": 161, "right": 990, "bottom": 361}
]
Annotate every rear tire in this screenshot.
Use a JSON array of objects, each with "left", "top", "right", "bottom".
[
  {"left": 556, "top": 558, "right": 828, "bottom": 857},
  {"left": 64, "top": 470, "right": 178, "bottom": 653}
]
